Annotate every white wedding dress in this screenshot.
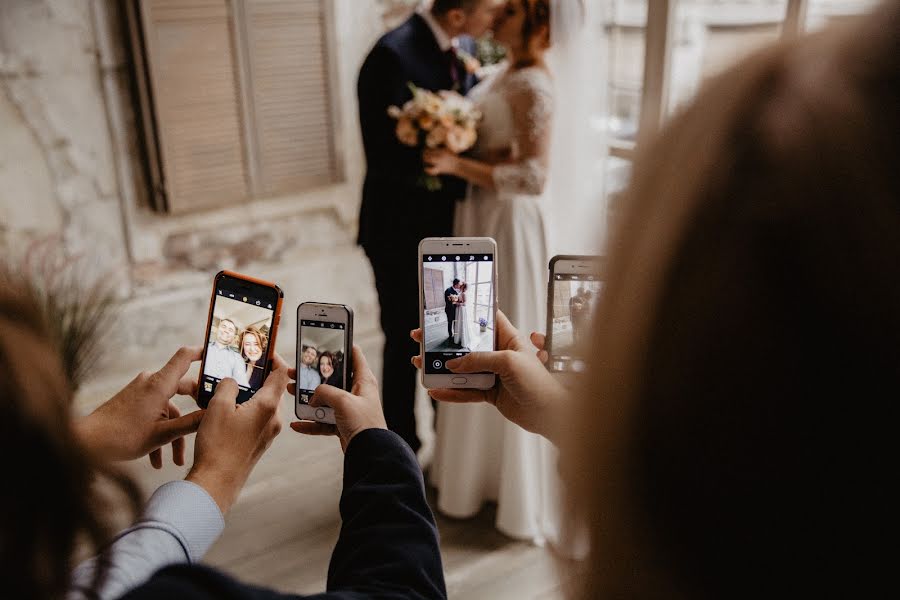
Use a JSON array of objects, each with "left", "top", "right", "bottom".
[
  {"left": 453, "top": 293, "right": 474, "bottom": 350},
  {"left": 430, "top": 64, "right": 560, "bottom": 542}
]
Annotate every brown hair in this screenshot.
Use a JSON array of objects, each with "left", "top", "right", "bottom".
[
  {"left": 240, "top": 326, "right": 268, "bottom": 363},
  {"left": 0, "top": 270, "right": 141, "bottom": 598},
  {"left": 432, "top": 0, "right": 483, "bottom": 16},
  {"left": 521, "top": 0, "right": 551, "bottom": 47},
  {"left": 567, "top": 3, "right": 900, "bottom": 598}
]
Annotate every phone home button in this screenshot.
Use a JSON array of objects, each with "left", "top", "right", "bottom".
[
  {"left": 451, "top": 377, "right": 468, "bottom": 385},
  {"left": 315, "top": 408, "right": 326, "bottom": 420}
]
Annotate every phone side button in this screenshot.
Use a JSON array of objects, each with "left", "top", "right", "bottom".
[
  {"left": 315, "top": 408, "right": 326, "bottom": 420},
  {"left": 451, "top": 377, "right": 468, "bottom": 385}
]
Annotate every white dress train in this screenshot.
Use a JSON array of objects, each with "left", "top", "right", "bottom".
[
  {"left": 453, "top": 293, "right": 473, "bottom": 350},
  {"left": 430, "top": 65, "right": 560, "bottom": 543}
]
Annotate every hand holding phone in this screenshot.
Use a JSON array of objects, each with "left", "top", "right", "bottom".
[
  {"left": 295, "top": 302, "right": 354, "bottom": 424},
  {"left": 197, "top": 271, "right": 283, "bottom": 408},
  {"left": 290, "top": 345, "right": 386, "bottom": 452},
  {"left": 411, "top": 310, "right": 567, "bottom": 445}
]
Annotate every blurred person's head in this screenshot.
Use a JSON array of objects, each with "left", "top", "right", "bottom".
[
  {"left": 319, "top": 352, "right": 335, "bottom": 380},
  {"left": 301, "top": 345, "right": 318, "bottom": 367},
  {"left": 431, "top": 0, "right": 498, "bottom": 39},
  {"left": 460, "top": 282, "right": 468, "bottom": 292},
  {"left": 453, "top": 279, "right": 461, "bottom": 289},
  {"left": 215, "top": 318, "right": 237, "bottom": 346},
  {"left": 0, "top": 270, "right": 140, "bottom": 599},
  {"left": 565, "top": 4, "right": 900, "bottom": 598},
  {"left": 492, "top": 0, "right": 552, "bottom": 63},
  {"left": 240, "top": 327, "right": 267, "bottom": 365}
]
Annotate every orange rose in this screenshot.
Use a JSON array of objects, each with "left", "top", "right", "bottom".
[{"left": 396, "top": 117, "right": 418, "bottom": 146}]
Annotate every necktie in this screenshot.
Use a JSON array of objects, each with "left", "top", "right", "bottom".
[{"left": 446, "top": 47, "right": 461, "bottom": 90}]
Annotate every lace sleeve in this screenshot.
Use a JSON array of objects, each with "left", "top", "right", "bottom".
[{"left": 492, "top": 70, "right": 554, "bottom": 196}]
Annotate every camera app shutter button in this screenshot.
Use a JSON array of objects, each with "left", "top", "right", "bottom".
[{"left": 432, "top": 360, "right": 443, "bottom": 369}]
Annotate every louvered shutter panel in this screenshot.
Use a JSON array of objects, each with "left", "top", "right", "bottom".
[
  {"left": 242, "top": 0, "right": 338, "bottom": 196},
  {"left": 139, "top": 0, "right": 249, "bottom": 213}
]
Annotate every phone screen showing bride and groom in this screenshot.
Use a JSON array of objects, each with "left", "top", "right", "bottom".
[
  {"left": 422, "top": 253, "right": 496, "bottom": 374},
  {"left": 297, "top": 320, "right": 347, "bottom": 405},
  {"left": 549, "top": 274, "right": 603, "bottom": 373}
]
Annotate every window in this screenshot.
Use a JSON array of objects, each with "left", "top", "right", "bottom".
[{"left": 126, "top": 0, "right": 340, "bottom": 214}]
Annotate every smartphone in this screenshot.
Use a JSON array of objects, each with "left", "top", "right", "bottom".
[
  {"left": 546, "top": 255, "right": 604, "bottom": 373},
  {"left": 419, "top": 237, "right": 498, "bottom": 390},
  {"left": 295, "top": 302, "right": 354, "bottom": 424},
  {"left": 197, "top": 270, "right": 284, "bottom": 408}
]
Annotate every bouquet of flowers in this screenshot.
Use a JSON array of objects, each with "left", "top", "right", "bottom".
[{"left": 388, "top": 83, "right": 481, "bottom": 191}]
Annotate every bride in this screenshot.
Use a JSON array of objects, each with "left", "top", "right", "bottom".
[
  {"left": 453, "top": 282, "right": 473, "bottom": 349},
  {"left": 423, "top": 0, "right": 589, "bottom": 542}
]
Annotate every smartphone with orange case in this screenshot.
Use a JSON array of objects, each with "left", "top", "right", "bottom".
[{"left": 197, "top": 270, "right": 284, "bottom": 408}]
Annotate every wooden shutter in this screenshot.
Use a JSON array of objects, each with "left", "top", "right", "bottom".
[
  {"left": 138, "top": 0, "right": 249, "bottom": 213},
  {"left": 424, "top": 267, "right": 444, "bottom": 311},
  {"left": 238, "top": 0, "right": 338, "bottom": 196}
]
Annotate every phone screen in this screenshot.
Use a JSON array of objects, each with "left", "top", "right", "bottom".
[
  {"left": 200, "top": 278, "right": 278, "bottom": 404},
  {"left": 548, "top": 273, "right": 603, "bottom": 373},
  {"left": 422, "top": 252, "right": 496, "bottom": 374},
  {"left": 296, "top": 319, "right": 347, "bottom": 405}
]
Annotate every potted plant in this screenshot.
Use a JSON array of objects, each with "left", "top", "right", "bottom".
[{"left": 478, "top": 317, "right": 488, "bottom": 332}]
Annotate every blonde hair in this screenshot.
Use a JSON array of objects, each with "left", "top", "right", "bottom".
[{"left": 565, "top": 4, "right": 900, "bottom": 597}]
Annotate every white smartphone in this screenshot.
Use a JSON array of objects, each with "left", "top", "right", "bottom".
[
  {"left": 419, "top": 237, "right": 498, "bottom": 390},
  {"left": 295, "top": 302, "right": 353, "bottom": 424},
  {"left": 545, "top": 255, "right": 604, "bottom": 373}
]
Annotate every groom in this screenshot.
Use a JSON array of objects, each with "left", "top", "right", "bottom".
[
  {"left": 357, "top": 0, "right": 496, "bottom": 453},
  {"left": 445, "top": 279, "right": 462, "bottom": 342}
]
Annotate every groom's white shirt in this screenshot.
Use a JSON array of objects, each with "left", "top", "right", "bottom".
[{"left": 417, "top": 6, "right": 454, "bottom": 52}]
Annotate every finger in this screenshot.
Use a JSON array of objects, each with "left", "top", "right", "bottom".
[
  {"left": 149, "top": 447, "right": 162, "bottom": 470},
  {"left": 271, "top": 352, "right": 289, "bottom": 371},
  {"left": 445, "top": 350, "right": 512, "bottom": 376},
  {"left": 255, "top": 364, "right": 290, "bottom": 409},
  {"left": 290, "top": 421, "right": 338, "bottom": 437},
  {"left": 167, "top": 402, "right": 186, "bottom": 466},
  {"left": 309, "top": 385, "right": 350, "bottom": 411},
  {"left": 425, "top": 166, "right": 440, "bottom": 176},
  {"left": 287, "top": 367, "right": 297, "bottom": 380},
  {"left": 155, "top": 346, "right": 203, "bottom": 393},
  {"left": 411, "top": 355, "right": 423, "bottom": 370},
  {"left": 155, "top": 409, "right": 205, "bottom": 446},
  {"left": 530, "top": 332, "right": 546, "bottom": 352},
  {"left": 350, "top": 345, "right": 378, "bottom": 394},
  {"left": 536, "top": 349, "right": 549, "bottom": 365},
  {"left": 208, "top": 378, "right": 239, "bottom": 415},
  {"left": 494, "top": 311, "right": 522, "bottom": 350},
  {"left": 429, "top": 388, "right": 492, "bottom": 405},
  {"left": 177, "top": 375, "right": 198, "bottom": 399},
  {"left": 410, "top": 328, "right": 423, "bottom": 343},
  {"left": 288, "top": 382, "right": 296, "bottom": 397}
]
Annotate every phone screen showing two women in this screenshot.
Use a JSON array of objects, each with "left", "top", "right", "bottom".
[
  {"left": 201, "top": 284, "right": 276, "bottom": 404},
  {"left": 422, "top": 253, "right": 496, "bottom": 374},
  {"left": 296, "top": 320, "right": 347, "bottom": 404}
]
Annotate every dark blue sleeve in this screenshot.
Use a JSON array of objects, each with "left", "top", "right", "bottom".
[
  {"left": 357, "top": 44, "right": 425, "bottom": 179},
  {"left": 120, "top": 430, "right": 445, "bottom": 600}
]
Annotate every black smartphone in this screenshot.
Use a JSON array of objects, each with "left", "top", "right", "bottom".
[
  {"left": 197, "top": 271, "right": 283, "bottom": 408},
  {"left": 546, "top": 255, "right": 604, "bottom": 373},
  {"left": 295, "top": 302, "right": 354, "bottom": 424}
]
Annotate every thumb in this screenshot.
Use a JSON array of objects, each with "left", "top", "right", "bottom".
[
  {"left": 310, "top": 385, "right": 349, "bottom": 412},
  {"left": 208, "top": 378, "right": 239, "bottom": 416},
  {"left": 153, "top": 410, "right": 205, "bottom": 446},
  {"left": 446, "top": 350, "right": 512, "bottom": 376}
]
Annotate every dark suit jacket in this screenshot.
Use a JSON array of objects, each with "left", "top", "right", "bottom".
[
  {"left": 444, "top": 286, "right": 458, "bottom": 317},
  {"left": 357, "top": 13, "right": 478, "bottom": 252},
  {"left": 121, "top": 429, "right": 445, "bottom": 600}
]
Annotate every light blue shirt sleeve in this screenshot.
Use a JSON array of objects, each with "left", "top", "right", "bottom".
[{"left": 67, "top": 480, "right": 224, "bottom": 600}]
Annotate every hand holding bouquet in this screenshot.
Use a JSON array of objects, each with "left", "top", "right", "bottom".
[{"left": 388, "top": 83, "right": 481, "bottom": 191}]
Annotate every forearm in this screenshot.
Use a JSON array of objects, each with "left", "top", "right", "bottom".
[
  {"left": 327, "top": 429, "right": 446, "bottom": 599},
  {"left": 450, "top": 155, "right": 497, "bottom": 191},
  {"left": 68, "top": 480, "right": 224, "bottom": 600}
]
